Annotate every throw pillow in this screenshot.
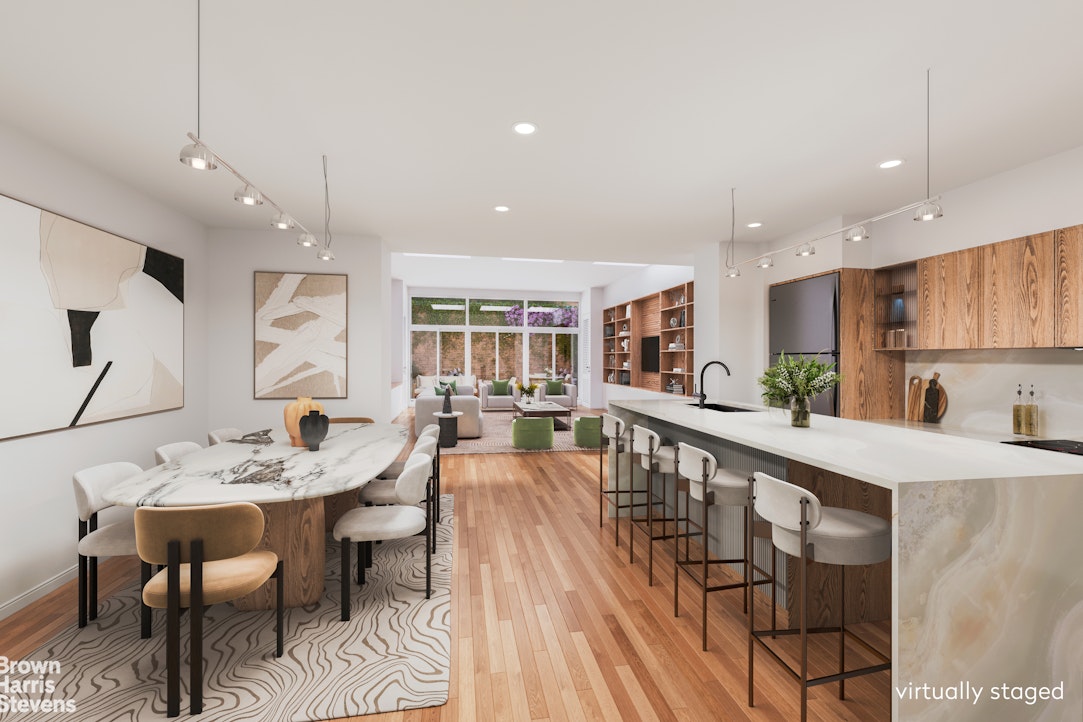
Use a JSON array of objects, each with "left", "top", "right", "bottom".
[
  {"left": 546, "top": 379, "right": 564, "bottom": 396},
  {"left": 491, "top": 379, "right": 510, "bottom": 396},
  {"left": 438, "top": 380, "right": 457, "bottom": 394}
]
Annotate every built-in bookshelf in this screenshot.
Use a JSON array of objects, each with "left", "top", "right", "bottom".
[{"left": 603, "top": 281, "right": 694, "bottom": 395}]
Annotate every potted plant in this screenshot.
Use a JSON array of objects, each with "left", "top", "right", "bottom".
[
  {"left": 517, "top": 380, "right": 539, "bottom": 403},
  {"left": 757, "top": 352, "right": 840, "bottom": 427}
]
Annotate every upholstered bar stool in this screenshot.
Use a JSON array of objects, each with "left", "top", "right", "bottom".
[
  {"left": 599, "top": 413, "right": 633, "bottom": 547},
  {"left": 627, "top": 425, "right": 677, "bottom": 585},
  {"left": 673, "top": 442, "right": 757, "bottom": 651},
  {"left": 748, "top": 472, "right": 891, "bottom": 722}
]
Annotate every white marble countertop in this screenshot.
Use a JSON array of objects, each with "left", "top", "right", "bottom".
[
  {"left": 608, "top": 399, "right": 1083, "bottom": 491},
  {"left": 104, "top": 423, "right": 408, "bottom": 506}
]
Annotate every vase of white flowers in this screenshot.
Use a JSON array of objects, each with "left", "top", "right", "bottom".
[{"left": 757, "top": 352, "right": 840, "bottom": 428}]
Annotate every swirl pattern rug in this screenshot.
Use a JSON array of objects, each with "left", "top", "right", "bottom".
[{"left": 4, "top": 497, "right": 453, "bottom": 722}]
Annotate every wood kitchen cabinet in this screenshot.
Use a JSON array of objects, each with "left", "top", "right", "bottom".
[
  {"left": 1055, "top": 224, "right": 1083, "bottom": 347},
  {"left": 918, "top": 247, "right": 982, "bottom": 349},
  {"left": 980, "top": 231, "right": 1056, "bottom": 348}
]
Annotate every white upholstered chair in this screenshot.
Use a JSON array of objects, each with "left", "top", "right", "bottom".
[
  {"left": 627, "top": 426, "right": 677, "bottom": 585},
  {"left": 73, "top": 461, "right": 153, "bottom": 636},
  {"left": 673, "top": 442, "right": 754, "bottom": 651},
  {"left": 154, "top": 441, "right": 202, "bottom": 465},
  {"left": 748, "top": 472, "right": 891, "bottom": 722},
  {"left": 207, "top": 427, "right": 242, "bottom": 445},
  {"left": 332, "top": 457, "right": 432, "bottom": 621},
  {"left": 364, "top": 435, "right": 438, "bottom": 505},
  {"left": 599, "top": 413, "right": 633, "bottom": 547}
]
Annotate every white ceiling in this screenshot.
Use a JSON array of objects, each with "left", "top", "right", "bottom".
[{"left": 3, "top": 1, "right": 1083, "bottom": 288}]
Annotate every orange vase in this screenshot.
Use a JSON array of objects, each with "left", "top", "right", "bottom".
[{"left": 284, "top": 397, "right": 325, "bottom": 447}]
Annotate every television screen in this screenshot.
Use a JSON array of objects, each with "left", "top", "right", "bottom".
[{"left": 641, "top": 336, "right": 660, "bottom": 372}]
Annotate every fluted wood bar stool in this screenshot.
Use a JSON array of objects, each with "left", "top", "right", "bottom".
[
  {"left": 599, "top": 413, "right": 634, "bottom": 547},
  {"left": 748, "top": 472, "right": 891, "bottom": 722},
  {"left": 673, "top": 442, "right": 764, "bottom": 651},
  {"left": 628, "top": 425, "right": 677, "bottom": 586}
]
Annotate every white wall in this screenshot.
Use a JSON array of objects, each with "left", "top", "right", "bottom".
[
  {"left": 206, "top": 230, "right": 391, "bottom": 429},
  {"left": 0, "top": 124, "right": 210, "bottom": 617}
]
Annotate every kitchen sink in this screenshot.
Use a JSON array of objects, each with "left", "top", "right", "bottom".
[{"left": 687, "top": 403, "right": 757, "bottom": 412}]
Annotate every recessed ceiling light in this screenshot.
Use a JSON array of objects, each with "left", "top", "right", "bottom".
[
  {"left": 512, "top": 122, "right": 537, "bottom": 135},
  {"left": 493, "top": 205, "right": 510, "bottom": 213},
  {"left": 879, "top": 159, "right": 904, "bottom": 169},
  {"left": 746, "top": 222, "right": 763, "bottom": 229}
]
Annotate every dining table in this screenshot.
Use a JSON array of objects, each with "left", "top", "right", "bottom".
[{"left": 104, "top": 422, "right": 408, "bottom": 609}]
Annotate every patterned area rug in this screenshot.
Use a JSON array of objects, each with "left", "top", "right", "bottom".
[
  {"left": 441, "top": 409, "right": 596, "bottom": 455},
  {"left": 4, "top": 497, "right": 454, "bottom": 722}
]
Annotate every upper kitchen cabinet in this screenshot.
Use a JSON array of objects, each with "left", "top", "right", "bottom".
[
  {"left": 1055, "top": 224, "right": 1083, "bottom": 347},
  {"left": 918, "top": 248, "right": 982, "bottom": 349},
  {"left": 980, "top": 231, "right": 1056, "bottom": 348}
]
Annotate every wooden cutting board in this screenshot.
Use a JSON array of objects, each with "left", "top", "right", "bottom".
[{"left": 907, "top": 373, "right": 948, "bottom": 422}]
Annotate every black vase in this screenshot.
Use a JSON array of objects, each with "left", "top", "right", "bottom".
[
  {"left": 298, "top": 409, "right": 329, "bottom": 451},
  {"left": 442, "top": 386, "right": 453, "bottom": 414}
]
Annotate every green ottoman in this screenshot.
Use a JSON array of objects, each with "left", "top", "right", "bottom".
[
  {"left": 511, "top": 417, "right": 554, "bottom": 450},
  {"left": 573, "top": 415, "right": 602, "bottom": 448}
]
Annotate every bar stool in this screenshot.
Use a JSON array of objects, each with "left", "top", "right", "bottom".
[
  {"left": 748, "top": 472, "right": 891, "bottom": 722},
  {"left": 672, "top": 442, "right": 756, "bottom": 651},
  {"left": 628, "top": 425, "right": 677, "bottom": 585},
  {"left": 599, "top": 413, "right": 633, "bottom": 547}
]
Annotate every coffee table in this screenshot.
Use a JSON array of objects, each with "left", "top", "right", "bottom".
[{"left": 513, "top": 400, "right": 572, "bottom": 430}]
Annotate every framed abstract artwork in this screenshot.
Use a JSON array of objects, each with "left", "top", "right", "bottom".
[
  {"left": 254, "top": 271, "right": 347, "bottom": 399},
  {"left": 0, "top": 193, "right": 184, "bottom": 441}
]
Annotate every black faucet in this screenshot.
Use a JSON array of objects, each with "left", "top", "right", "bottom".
[{"left": 692, "top": 360, "right": 731, "bottom": 408}]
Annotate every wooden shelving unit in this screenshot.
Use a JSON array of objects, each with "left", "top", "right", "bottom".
[
  {"left": 603, "top": 281, "right": 694, "bottom": 395},
  {"left": 873, "top": 263, "right": 918, "bottom": 350}
]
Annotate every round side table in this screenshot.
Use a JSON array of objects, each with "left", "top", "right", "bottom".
[{"left": 433, "top": 411, "right": 464, "bottom": 448}]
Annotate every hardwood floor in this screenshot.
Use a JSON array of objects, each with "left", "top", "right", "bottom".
[{"left": 0, "top": 446, "right": 890, "bottom": 721}]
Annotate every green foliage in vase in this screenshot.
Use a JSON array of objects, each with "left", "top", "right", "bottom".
[{"left": 757, "top": 352, "right": 840, "bottom": 406}]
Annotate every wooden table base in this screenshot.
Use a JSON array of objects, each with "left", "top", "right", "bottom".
[{"left": 234, "top": 498, "right": 325, "bottom": 610}]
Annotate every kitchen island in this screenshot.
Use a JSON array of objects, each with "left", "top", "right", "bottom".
[{"left": 609, "top": 397, "right": 1083, "bottom": 722}]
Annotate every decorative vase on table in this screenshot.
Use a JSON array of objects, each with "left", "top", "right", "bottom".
[
  {"left": 790, "top": 397, "right": 811, "bottom": 428},
  {"left": 298, "top": 409, "right": 330, "bottom": 451},
  {"left": 442, "top": 386, "right": 453, "bottom": 414},
  {"left": 284, "top": 396, "right": 325, "bottom": 447}
]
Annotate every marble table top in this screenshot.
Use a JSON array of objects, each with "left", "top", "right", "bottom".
[{"left": 104, "top": 423, "right": 409, "bottom": 507}]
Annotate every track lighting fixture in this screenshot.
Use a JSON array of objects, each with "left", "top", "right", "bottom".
[
  {"left": 844, "top": 225, "right": 870, "bottom": 242},
  {"left": 914, "top": 69, "right": 943, "bottom": 222},
  {"left": 234, "top": 185, "right": 263, "bottom": 206},
  {"left": 724, "top": 266, "right": 741, "bottom": 278},
  {"left": 179, "top": 143, "right": 216, "bottom": 170},
  {"left": 755, "top": 256, "right": 773, "bottom": 269},
  {"left": 271, "top": 212, "right": 295, "bottom": 230},
  {"left": 316, "top": 247, "right": 335, "bottom": 261},
  {"left": 297, "top": 233, "right": 317, "bottom": 248},
  {"left": 914, "top": 202, "right": 942, "bottom": 222},
  {"left": 795, "top": 243, "right": 816, "bottom": 257}
]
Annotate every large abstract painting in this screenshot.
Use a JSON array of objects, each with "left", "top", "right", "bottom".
[
  {"left": 0, "top": 193, "right": 184, "bottom": 441},
  {"left": 254, "top": 272, "right": 347, "bottom": 399}
]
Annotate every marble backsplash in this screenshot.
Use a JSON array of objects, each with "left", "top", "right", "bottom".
[{"left": 906, "top": 349, "right": 1083, "bottom": 439}]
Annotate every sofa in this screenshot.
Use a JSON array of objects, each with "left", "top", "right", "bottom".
[
  {"left": 413, "top": 374, "right": 477, "bottom": 397},
  {"left": 414, "top": 394, "right": 483, "bottom": 437},
  {"left": 537, "top": 380, "right": 577, "bottom": 408},
  {"left": 480, "top": 378, "right": 520, "bottom": 410}
]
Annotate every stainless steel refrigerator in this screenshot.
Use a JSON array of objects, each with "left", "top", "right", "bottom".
[{"left": 768, "top": 271, "right": 839, "bottom": 416}]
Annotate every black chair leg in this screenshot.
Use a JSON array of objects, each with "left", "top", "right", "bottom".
[
  {"left": 88, "top": 556, "right": 98, "bottom": 621},
  {"left": 140, "top": 561, "right": 152, "bottom": 639},
  {"left": 166, "top": 541, "right": 180, "bottom": 718},
  {"left": 77, "top": 553, "right": 88, "bottom": 628},
  {"left": 275, "top": 560, "right": 284, "bottom": 657},
  {"left": 426, "top": 481, "right": 432, "bottom": 599},
  {"left": 190, "top": 540, "right": 203, "bottom": 716},
  {"left": 359, "top": 542, "right": 367, "bottom": 584},
  {"left": 340, "top": 537, "right": 351, "bottom": 622},
  {"left": 365, "top": 539, "right": 373, "bottom": 569}
]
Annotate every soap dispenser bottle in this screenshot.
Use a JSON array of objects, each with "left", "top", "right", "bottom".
[
  {"left": 1013, "top": 384, "right": 1025, "bottom": 435},
  {"left": 1024, "top": 384, "right": 1039, "bottom": 437}
]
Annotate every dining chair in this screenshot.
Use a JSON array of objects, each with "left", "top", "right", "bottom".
[
  {"left": 135, "top": 502, "right": 284, "bottom": 717},
  {"left": 73, "top": 461, "right": 153, "bottom": 637},
  {"left": 154, "top": 441, "right": 202, "bottom": 465},
  {"left": 332, "top": 456, "right": 431, "bottom": 621},
  {"left": 207, "top": 427, "right": 242, "bottom": 445},
  {"left": 366, "top": 435, "right": 438, "bottom": 502},
  {"left": 748, "top": 472, "right": 891, "bottom": 722},
  {"left": 627, "top": 425, "right": 677, "bottom": 586}
]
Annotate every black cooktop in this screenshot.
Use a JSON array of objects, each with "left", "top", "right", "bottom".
[{"left": 1001, "top": 439, "right": 1083, "bottom": 455}]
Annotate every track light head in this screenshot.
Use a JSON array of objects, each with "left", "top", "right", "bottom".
[
  {"left": 316, "top": 246, "right": 335, "bottom": 261},
  {"left": 723, "top": 265, "right": 741, "bottom": 278},
  {"left": 234, "top": 185, "right": 263, "bottom": 206},
  {"left": 844, "top": 225, "right": 870, "bottom": 242},
  {"left": 297, "top": 232, "right": 318, "bottom": 248},
  {"left": 179, "top": 143, "right": 216, "bottom": 170},
  {"left": 913, "top": 202, "right": 943, "bottom": 222},
  {"left": 271, "top": 212, "right": 295, "bottom": 230},
  {"left": 755, "top": 256, "right": 774, "bottom": 269},
  {"left": 795, "top": 243, "right": 816, "bottom": 257}
]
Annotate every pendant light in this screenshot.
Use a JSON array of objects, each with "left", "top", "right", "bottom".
[
  {"left": 755, "top": 256, "right": 773, "bottom": 269},
  {"left": 722, "top": 187, "right": 740, "bottom": 278},
  {"left": 317, "top": 155, "right": 335, "bottom": 261},
  {"left": 271, "top": 212, "right": 295, "bottom": 230},
  {"left": 178, "top": 1, "right": 216, "bottom": 170},
  {"left": 234, "top": 185, "right": 263, "bottom": 206},
  {"left": 914, "top": 69, "right": 943, "bottom": 222},
  {"left": 844, "top": 225, "right": 870, "bottom": 242}
]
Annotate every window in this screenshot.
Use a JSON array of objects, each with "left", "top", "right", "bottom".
[
  {"left": 467, "top": 299, "right": 519, "bottom": 326},
  {"left": 411, "top": 297, "right": 466, "bottom": 325}
]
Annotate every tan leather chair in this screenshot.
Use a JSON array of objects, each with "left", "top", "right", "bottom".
[{"left": 135, "top": 502, "right": 283, "bottom": 717}]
